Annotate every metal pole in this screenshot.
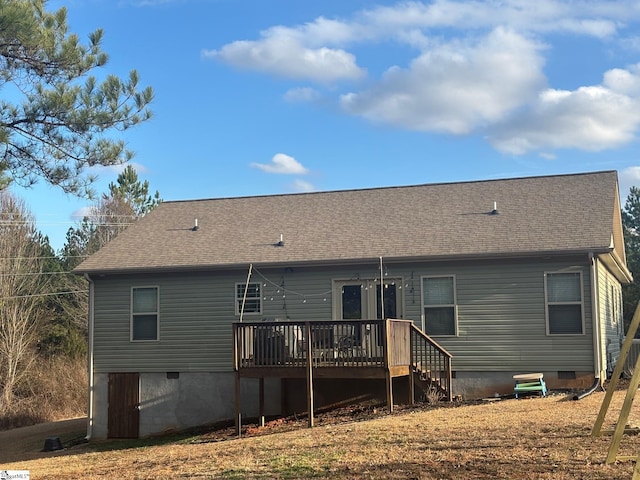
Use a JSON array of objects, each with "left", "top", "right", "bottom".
[
  {"left": 379, "top": 256, "right": 384, "bottom": 320},
  {"left": 239, "top": 263, "right": 253, "bottom": 323}
]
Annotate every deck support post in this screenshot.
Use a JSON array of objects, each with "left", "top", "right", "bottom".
[
  {"left": 409, "top": 328, "right": 415, "bottom": 405},
  {"left": 233, "top": 323, "right": 242, "bottom": 437},
  {"left": 386, "top": 372, "right": 393, "bottom": 413},
  {"left": 305, "top": 322, "right": 315, "bottom": 428},
  {"left": 383, "top": 318, "right": 394, "bottom": 412},
  {"left": 234, "top": 371, "right": 241, "bottom": 437},
  {"left": 259, "top": 377, "right": 265, "bottom": 427}
]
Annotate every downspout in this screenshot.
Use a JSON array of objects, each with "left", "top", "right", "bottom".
[
  {"left": 84, "top": 274, "right": 95, "bottom": 439},
  {"left": 574, "top": 253, "right": 602, "bottom": 400}
]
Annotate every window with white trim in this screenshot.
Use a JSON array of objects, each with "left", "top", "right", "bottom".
[
  {"left": 236, "top": 282, "right": 262, "bottom": 315},
  {"left": 131, "top": 286, "right": 159, "bottom": 341},
  {"left": 545, "top": 272, "right": 584, "bottom": 335},
  {"left": 422, "top": 276, "right": 457, "bottom": 336}
]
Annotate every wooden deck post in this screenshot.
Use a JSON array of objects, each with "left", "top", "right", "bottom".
[
  {"left": 233, "top": 323, "right": 242, "bottom": 436},
  {"left": 409, "top": 326, "right": 415, "bottom": 405},
  {"left": 305, "top": 321, "right": 315, "bottom": 428},
  {"left": 383, "top": 318, "right": 393, "bottom": 412},
  {"left": 235, "top": 371, "right": 241, "bottom": 437},
  {"left": 446, "top": 356, "right": 453, "bottom": 402},
  {"left": 259, "top": 377, "right": 265, "bottom": 427}
]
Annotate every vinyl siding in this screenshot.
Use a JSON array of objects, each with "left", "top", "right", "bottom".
[
  {"left": 92, "top": 256, "right": 595, "bottom": 374},
  {"left": 92, "top": 269, "right": 336, "bottom": 373},
  {"left": 408, "top": 259, "right": 593, "bottom": 372},
  {"left": 597, "top": 260, "right": 624, "bottom": 375}
]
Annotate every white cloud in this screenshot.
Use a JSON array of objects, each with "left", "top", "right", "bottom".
[
  {"left": 290, "top": 179, "right": 315, "bottom": 192},
  {"left": 203, "top": 35, "right": 365, "bottom": 83},
  {"left": 488, "top": 67, "right": 640, "bottom": 154},
  {"left": 360, "top": 0, "right": 626, "bottom": 38},
  {"left": 208, "top": 0, "right": 640, "bottom": 154},
  {"left": 341, "top": 28, "right": 545, "bottom": 134},
  {"left": 284, "top": 87, "right": 322, "bottom": 103},
  {"left": 251, "top": 154, "right": 309, "bottom": 175},
  {"left": 620, "top": 36, "right": 640, "bottom": 52},
  {"left": 206, "top": 1, "right": 640, "bottom": 82},
  {"left": 70, "top": 206, "right": 94, "bottom": 220},
  {"left": 604, "top": 63, "right": 640, "bottom": 96}
]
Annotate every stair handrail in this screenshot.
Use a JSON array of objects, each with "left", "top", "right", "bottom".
[
  {"left": 410, "top": 324, "right": 453, "bottom": 401},
  {"left": 410, "top": 325, "right": 453, "bottom": 358}
]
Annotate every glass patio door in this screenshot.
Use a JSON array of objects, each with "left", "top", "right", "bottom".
[
  {"left": 333, "top": 279, "right": 402, "bottom": 355},
  {"left": 334, "top": 279, "right": 402, "bottom": 320}
]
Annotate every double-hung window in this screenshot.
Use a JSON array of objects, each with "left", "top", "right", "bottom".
[
  {"left": 236, "top": 282, "right": 262, "bottom": 316},
  {"left": 422, "top": 276, "right": 457, "bottom": 336},
  {"left": 545, "top": 272, "right": 584, "bottom": 335},
  {"left": 131, "top": 286, "right": 159, "bottom": 341}
]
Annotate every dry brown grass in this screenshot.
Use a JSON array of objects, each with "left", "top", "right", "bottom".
[
  {"left": 0, "top": 356, "right": 87, "bottom": 430},
  {"left": 5, "top": 389, "right": 640, "bottom": 479}
]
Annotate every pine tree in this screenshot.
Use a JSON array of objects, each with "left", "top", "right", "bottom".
[
  {"left": 60, "top": 166, "right": 162, "bottom": 343},
  {"left": 0, "top": 0, "right": 153, "bottom": 196},
  {"left": 107, "top": 165, "right": 161, "bottom": 217},
  {"left": 622, "top": 187, "right": 640, "bottom": 334}
]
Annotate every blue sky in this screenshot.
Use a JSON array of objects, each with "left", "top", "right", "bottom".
[{"left": 18, "top": 0, "right": 640, "bottom": 250}]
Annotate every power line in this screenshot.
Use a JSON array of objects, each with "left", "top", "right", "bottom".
[
  {"left": 0, "top": 289, "right": 88, "bottom": 300},
  {"left": 0, "top": 212, "right": 137, "bottom": 219},
  {"left": 0, "top": 220, "right": 135, "bottom": 226},
  {"left": 0, "top": 270, "right": 83, "bottom": 277},
  {"left": 0, "top": 255, "right": 89, "bottom": 260}
]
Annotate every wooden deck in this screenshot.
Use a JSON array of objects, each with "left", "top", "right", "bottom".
[{"left": 232, "top": 319, "right": 452, "bottom": 433}]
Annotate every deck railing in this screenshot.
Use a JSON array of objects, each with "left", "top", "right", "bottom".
[
  {"left": 233, "top": 320, "right": 398, "bottom": 369},
  {"left": 233, "top": 319, "right": 452, "bottom": 433},
  {"left": 233, "top": 319, "right": 452, "bottom": 400},
  {"left": 410, "top": 325, "right": 453, "bottom": 401}
]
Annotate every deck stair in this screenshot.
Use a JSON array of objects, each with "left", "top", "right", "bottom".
[
  {"left": 414, "top": 373, "right": 449, "bottom": 401},
  {"left": 410, "top": 325, "right": 453, "bottom": 402},
  {"left": 233, "top": 319, "right": 453, "bottom": 433}
]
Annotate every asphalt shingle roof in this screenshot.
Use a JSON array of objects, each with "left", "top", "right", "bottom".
[{"left": 74, "top": 171, "right": 620, "bottom": 274}]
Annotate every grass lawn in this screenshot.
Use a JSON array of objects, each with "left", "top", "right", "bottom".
[{"left": 4, "top": 389, "right": 640, "bottom": 479}]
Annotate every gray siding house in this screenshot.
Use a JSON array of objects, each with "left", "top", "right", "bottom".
[{"left": 75, "top": 170, "right": 631, "bottom": 439}]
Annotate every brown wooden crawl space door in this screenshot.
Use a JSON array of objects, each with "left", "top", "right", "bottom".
[{"left": 108, "top": 373, "right": 140, "bottom": 439}]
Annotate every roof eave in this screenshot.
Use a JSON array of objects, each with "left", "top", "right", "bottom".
[
  {"left": 597, "top": 249, "right": 633, "bottom": 284},
  {"left": 73, "top": 247, "right": 611, "bottom": 276}
]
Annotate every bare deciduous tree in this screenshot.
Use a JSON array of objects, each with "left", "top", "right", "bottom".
[{"left": 0, "top": 192, "right": 49, "bottom": 411}]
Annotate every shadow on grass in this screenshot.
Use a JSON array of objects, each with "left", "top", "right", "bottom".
[{"left": 87, "top": 419, "right": 239, "bottom": 453}]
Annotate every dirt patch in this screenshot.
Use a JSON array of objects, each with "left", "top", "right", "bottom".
[
  {"left": 192, "top": 399, "right": 455, "bottom": 443},
  {"left": 0, "top": 417, "right": 86, "bottom": 464}
]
